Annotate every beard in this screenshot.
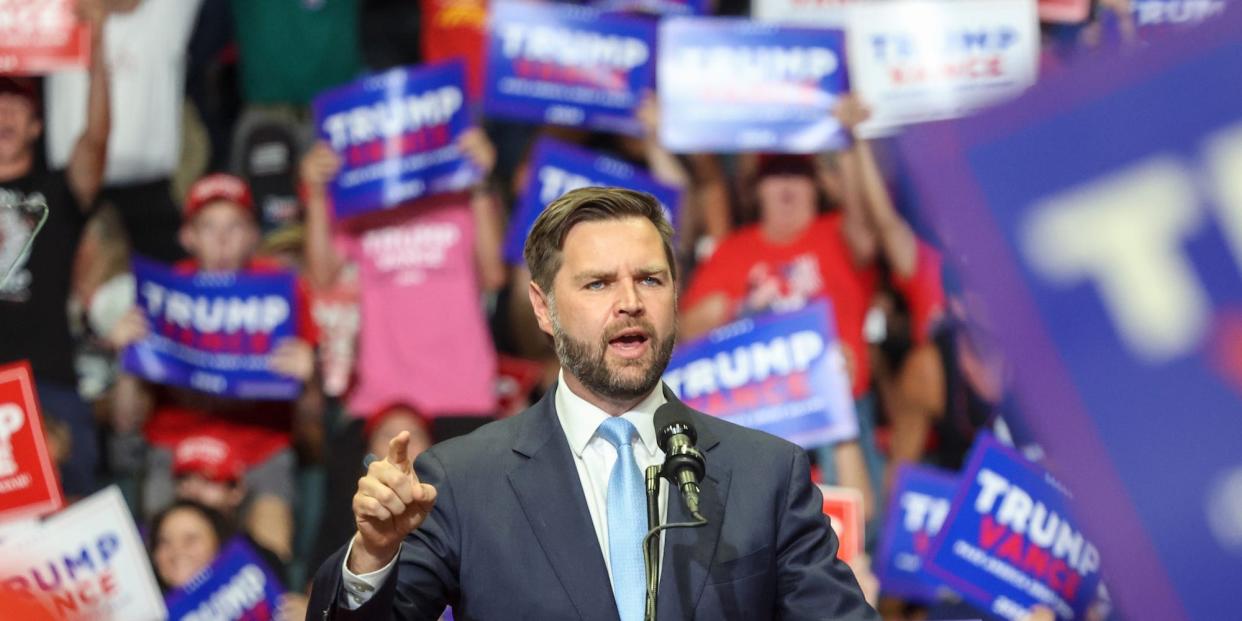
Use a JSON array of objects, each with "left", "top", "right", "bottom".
[{"left": 550, "top": 305, "right": 676, "bottom": 404}]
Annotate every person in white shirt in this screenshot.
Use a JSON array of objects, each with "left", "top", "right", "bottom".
[
  {"left": 307, "top": 187, "right": 877, "bottom": 620},
  {"left": 44, "top": 0, "right": 203, "bottom": 261}
]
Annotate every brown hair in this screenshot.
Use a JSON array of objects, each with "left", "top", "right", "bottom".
[{"left": 523, "top": 187, "right": 677, "bottom": 293}]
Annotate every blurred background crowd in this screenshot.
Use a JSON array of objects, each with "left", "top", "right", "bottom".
[{"left": 0, "top": 0, "right": 1184, "bottom": 618}]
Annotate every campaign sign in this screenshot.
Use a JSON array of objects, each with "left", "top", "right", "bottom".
[
  {"left": 502, "top": 138, "right": 681, "bottom": 263},
  {"left": 592, "top": 0, "right": 709, "bottom": 16},
  {"left": 0, "top": 0, "right": 89, "bottom": 75},
  {"left": 312, "top": 60, "right": 479, "bottom": 220},
  {"left": 0, "top": 486, "right": 166, "bottom": 620},
  {"left": 752, "top": 0, "right": 849, "bottom": 28},
  {"left": 484, "top": 2, "right": 656, "bottom": 135},
  {"left": 122, "top": 258, "right": 301, "bottom": 401},
  {"left": 496, "top": 355, "right": 544, "bottom": 418},
  {"left": 845, "top": 0, "right": 1039, "bottom": 137},
  {"left": 1131, "top": 0, "right": 1227, "bottom": 40},
  {"left": 165, "top": 538, "right": 284, "bottom": 621},
  {"left": 819, "top": 484, "right": 863, "bottom": 564},
  {"left": 663, "top": 301, "right": 857, "bottom": 448},
  {"left": 658, "top": 18, "right": 849, "bottom": 153},
  {"left": 899, "top": 7, "right": 1242, "bottom": 619},
  {"left": 0, "top": 362, "right": 62, "bottom": 523},
  {"left": 874, "top": 464, "right": 956, "bottom": 603},
  {"left": 923, "top": 434, "right": 1101, "bottom": 621}
]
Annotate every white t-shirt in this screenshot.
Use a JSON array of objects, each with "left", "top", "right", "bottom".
[{"left": 44, "top": 0, "right": 203, "bottom": 184}]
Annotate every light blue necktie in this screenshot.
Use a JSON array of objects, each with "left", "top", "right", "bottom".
[{"left": 597, "top": 417, "right": 646, "bottom": 621}]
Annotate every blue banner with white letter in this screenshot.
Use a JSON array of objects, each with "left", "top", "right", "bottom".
[
  {"left": 122, "top": 258, "right": 300, "bottom": 400},
  {"left": 924, "top": 434, "right": 1102, "bottom": 621},
  {"left": 1131, "top": 0, "right": 1226, "bottom": 39},
  {"left": 900, "top": 8, "right": 1242, "bottom": 619},
  {"left": 485, "top": 1, "right": 656, "bottom": 135},
  {"left": 312, "top": 60, "right": 479, "bottom": 220},
  {"left": 657, "top": 17, "right": 849, "bottom": 152},
  {"left": 164, "top": 538, "right": 284, "bottom": 621},
  {"left": 503, "top": 138, "right": 680, "bottom": 264},
  {"left": 875, "top": 464, "right": 957, "bottom": 604},
  {"left": 662, "top": 301, "right": 857, "bottom": 448}
]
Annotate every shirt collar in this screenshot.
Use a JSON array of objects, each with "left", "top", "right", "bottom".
[{"left": 555, "top": 369, "right": 665, "bottom": 459}]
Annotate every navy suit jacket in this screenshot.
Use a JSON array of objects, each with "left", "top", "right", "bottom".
[{"left": 308, "top": 385, "right": 877, "bottom": 620}]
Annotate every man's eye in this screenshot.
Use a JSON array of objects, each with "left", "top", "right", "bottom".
[
  {"left": 586, "top": 281, "right": 606, "bottom": 291},
  {"left": 642, "top": 276, "right": 663, "bottom": 286}
]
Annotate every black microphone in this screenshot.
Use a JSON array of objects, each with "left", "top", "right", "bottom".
[{"left": 654, "top": 402, "right": 706, "bottom": 520}]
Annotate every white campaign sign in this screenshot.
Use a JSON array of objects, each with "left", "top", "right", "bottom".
[
  {"left": 752, "top": 0, "right": 849, "bottom": 28},
  {"left": 846, "top": 0, "right": 1039, "bottom": 137},
  {"left": 0, "top": 486, "right": 166, "bottom": 620}
]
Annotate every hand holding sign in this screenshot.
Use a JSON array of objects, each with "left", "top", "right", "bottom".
[
  {"left": 832, "top": 94, "right": 872, "bottom": 136},
  {"left": 105, "top": 306, "right": 150, "bottom": 351},
  {"left": 456, "top": 127, "right": 496, "bottom": 180},
  {"left": 349, "top": 431, "right": 438, "bottom": 574},
  {"left": 74, "top": 0, "right": 107, "bottom": 26},
  {"left": 299, "top": 142, "right": 344, "bottom": 203},
  {"left": 269, "top": 337, "right": 314, "bottom": 382}
]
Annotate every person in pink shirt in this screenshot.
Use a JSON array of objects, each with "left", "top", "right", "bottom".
[{"left": 299, "top": 128, "right": 506, "bottom": 424}]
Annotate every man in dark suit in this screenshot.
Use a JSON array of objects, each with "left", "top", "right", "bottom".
[{"left": 308, "top": 187, "right": 878, "bottom": 620}]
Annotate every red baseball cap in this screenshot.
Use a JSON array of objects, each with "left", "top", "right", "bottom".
[
  {"left": 172, "top": 435, "right": 245, "bottom": 484},
  {"left": 184, "top": 173, "right": 255, "bottom": 222},
  {"left": 753, "top": 153, "right": 818, "bottom": 182},
  {"left": 364, "top": 402, "right": 431, "bottom": 441},
  {"left": 0, "top": 77, "right": 38, "bottom": 109}
]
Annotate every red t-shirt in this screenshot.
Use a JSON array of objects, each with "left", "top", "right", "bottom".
[
  {"left": 684, "top": 213, "right": 877, "bottom": 397},
  {"left": 683, "top": 214, "right": 947, "bottom": 397},
  {"left": 893, "top": 241, "right": 947, "bottom": 345},
  {"left": 143, "top": 257, "right": 317, "bottom": 466}
]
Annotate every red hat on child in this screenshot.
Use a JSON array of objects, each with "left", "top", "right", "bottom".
[
  {"left": 172, "top": 435, "right": 245, "bottom": 484},
  {"left": 364, "top": 402, "right": 432, "bottom": 441},
  {"left": 0, "top": 77, "right": 38, "bottom": 108},
  {"left": 184, "top": 173, "right": 255, "bottom": 222}
]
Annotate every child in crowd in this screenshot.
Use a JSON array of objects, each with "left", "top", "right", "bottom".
[{"left": 109, "top": 173, "right": 318, "bottom": 563}]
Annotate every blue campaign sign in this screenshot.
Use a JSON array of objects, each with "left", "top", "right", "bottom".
[
  {"left": 662, "top": 301, "right": 857, "bottom": 448},
  {"left": 122, "top": 258, "right": 301, "bottom": 400},
  {"left": 900, "top": 8, "right": 1242, "bottom": 620},
  {"left": 657, "top": 18, "right": 849, "bottom": 153},
  {"left": 164, "top": 538, "right": 284, "bottom": 621},
  {"left": 923, "top": 434, "right": 1102, "bottom": 621},
  {"left": 875, "top": 464, "right": 958, "bottom": 604},
  {"left": 503, "top": 137, "right": 681, "bottom": 264},
  {"left": 484, "top": 2, "right": 656, "bottom": 135},
  {"left": 1131, "top": 0, "right": 1226, "bottom": 40},
  {"left": 591, "top": 0, "right": 708, "bottom": 16},
  {"left": 312, "top": 60, "right": 479, "bottom": 220}
]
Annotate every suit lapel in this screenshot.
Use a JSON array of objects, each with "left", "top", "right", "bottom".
[
  {"left": 657, "top": 392, "right": 732, "bottom": 620},
  {"left": 508, "top": 389, "right": 621, "bottom": 621}
]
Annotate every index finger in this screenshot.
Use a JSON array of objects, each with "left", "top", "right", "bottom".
[{"left": 386, "top": 430, "right": 412, "bottom": 473}]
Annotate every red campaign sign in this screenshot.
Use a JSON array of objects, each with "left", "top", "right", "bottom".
[
  {"left": 818, "top": 484, "right": 862, "bottom": 564},
  {"left": 496, "top": 355, "right": 545, "bottom": 418},
  {"left": 1039, "top": 0, "right": 1091, "bottom": 23},
  {"left": 0, "top": 0, "right": 90, "bottom": 76},
  {"left": 0, "top": 361, "right": 63, "bottom": 523}
]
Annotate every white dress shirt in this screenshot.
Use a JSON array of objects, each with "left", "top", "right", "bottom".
[{"left": 340, "top": 371, "right": 669, "bottom": 609}]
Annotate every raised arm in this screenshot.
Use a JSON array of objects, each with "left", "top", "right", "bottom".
[
  {"left": 300, "top": 142, "right": 347, "bottom": 289},
  {"left": 834, "top": 95, "right": 919, "bottom": 278},
  {"left": 636, "top": 91, "right": 691, "bottom": 189},
  {"left": 66, "top": 0, "right": 111, "bottom": 210},
  {"left": 457, "top": 128, "right": 507, "bottom": 292}
]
